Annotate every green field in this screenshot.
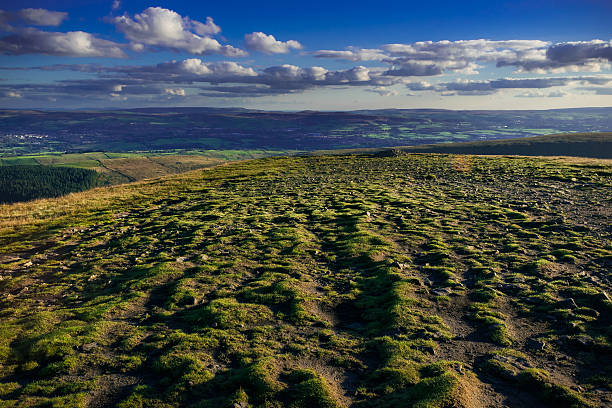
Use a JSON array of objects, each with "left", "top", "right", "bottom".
[
  {"left": 0, "top": 150, "right": 299, "bottom": 190},
  {"left": 0, "top": 152, "right": 610, "bottom": 407}
]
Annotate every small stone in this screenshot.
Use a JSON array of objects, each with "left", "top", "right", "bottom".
[
  {"left": 574, "top": 335, "right": 593, "bottom": 347},
  {"left": 526, "top": 338, "right": 547, "bottom": 351},
  {"left": 432, "top": 288, "right": 453, "bottom": 296},
  {"left": 557, "top": 298, "right": 578, "bottom": 309}
]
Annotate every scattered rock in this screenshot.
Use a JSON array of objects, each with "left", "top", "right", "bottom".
[
  {"left": 526, "top": 338, "right": 547, "bottom": 351},
  {"left": 557, "top": 298, "right": 578, "bottom": 309},
  {"left": 574, "top": 335, "right": 593, "bottom": 347},
  {"left": 432, "top": 288, "right": 453, "bottom": 296}
]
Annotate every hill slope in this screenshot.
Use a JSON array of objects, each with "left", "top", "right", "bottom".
[
  {"left": 314, "top": 132, "right": 612, "bottom": 159},
  {"left": 402, "top": 132, "right": 612, "bottom": 158},
  {"left": 0, "top": 153, "right": 610, "bottom": 407}
]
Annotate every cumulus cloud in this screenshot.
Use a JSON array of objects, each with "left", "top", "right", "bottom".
[
  {"left": 497, "top": 40, "right": 612, "bottom": 73},
  {"left": 406, "top": 81, "right": 434, "bottom": 91},
  {"left": 18, "top": 8, "right": 67, "bottom": 26},
  {"left": 3, "top": 58, "right": 405, "bottom": 101},
  {"left": 189, "top": 16, "right": 221, "bottom": 36},
  {"left": 156, "top": 59, "right": 258, "bottom": 79},
  {"left": 315, "top": 39, "right": 612, "bottom": 77},
  {"left": 515, "top": 90, "right": 567, "bottom": 98},
  {"left": 244, "top": 32, "right": 301, "bottom": 54},
  {"left": 0, "top": 28, "right": 126, "bottom": 57},
  {"left": 4, "top": 50, "right": 612, "bottom": 101},
  {"left": 384, "top": 62, "right": 443, "bottom": 77},
  {"left": 313, "top": 47, "right": 387, "bottom": 61},
  {"left": 165, "top": 88, "right": 186, "bottom": 96},
  {"left": 366, "top": 86, "right": 398, "bottom": 96},
  {"left": 580, "top": 86, "right": 612, "bottom": 95},
  {"left": 382, "top": 40, "right": 548, "bottom": 61},
  {"left": 440, "top": 78, "right": 548, "bottom": 95},
  {"left": 2, "top": 90, "right": 22, "bottom": 98},
  {"left": 437, "top": 77, "right": 580, "bottom": 95},
  {"left": 111, "top": 7, "right": 245, "bottom": 56},
  {"left": 547, "top": 40, "right": 612, "bottom": 63}
]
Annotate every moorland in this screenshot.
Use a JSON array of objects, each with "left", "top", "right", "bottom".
[{"left": 0, "top": 150, "right": 610, "bottom": 407}]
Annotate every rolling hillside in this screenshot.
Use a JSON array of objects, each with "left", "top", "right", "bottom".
[
  {"left": 314, "top": 133, "right": 612, "bottom": 159},
  {"left": 2, "top": 108, "right": 611, "bottom": 155},
  {"left": 0, "top": 152, "right": 610, "bottom": 407}
]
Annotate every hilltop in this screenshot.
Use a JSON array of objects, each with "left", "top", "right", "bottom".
[{"left": 0, "top": 152, "right": 610, "bottom": 407}]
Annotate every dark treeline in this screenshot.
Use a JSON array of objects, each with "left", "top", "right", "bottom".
[{"left": 0, "top": 165, "right": 101, "bottom": 204}]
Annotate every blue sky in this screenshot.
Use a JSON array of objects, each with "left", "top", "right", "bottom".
[{"left": 0, "top": 0, "right": 611, "bottom": 110}]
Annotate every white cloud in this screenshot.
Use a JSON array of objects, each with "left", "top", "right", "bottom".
[
  {"left": 173, "top": 59, "right": 257, "bottom": 77},
  {"left": 406, "top": 81, "right": 434, "bottom": 91},
  {"left": 515, "top": 90, "right": 568, "bottom": 98},
  {"left": 313, "top": 39, "right": 612, "bottom": 77},
  {"left": 18, "top": 8, "right": 67, "bottom": 26},
  {"left": 313, "top": 47, "right": 387, "bottom": 61},
  {"left": 189, "top": 16, "right": 220, "bottom": 36},
  {"left": 0, "top": 28, "right": 126, "bottom": 57},
  {"left": 367, "top": 86, "right": 398, "bottom": 96},
  {"left": 111, "top": 7, "right": 245, "bottom": 56},
  {"left": 3, "top": 90, "right": 22, "bottom": 98},
  {"left": 244, "top": 32, "right": 302, "bottom": 54},
  {"left": 112, "top": 1, "right": 121, "bottom": 11},
  {"left": 165, "top": 88, "right": 186, "bottom": 96}
]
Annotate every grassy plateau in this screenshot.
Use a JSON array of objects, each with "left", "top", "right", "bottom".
[{"left": 0, "top": 152, "right": 610, "bottom": 407}]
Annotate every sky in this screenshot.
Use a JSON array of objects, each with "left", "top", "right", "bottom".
[{"left": 0, "top": 0, "right": 611, "bottom": 110}]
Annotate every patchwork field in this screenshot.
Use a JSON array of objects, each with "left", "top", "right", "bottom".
[
  {"left": 0, "top": 150, "right": 295, "bottom": 188},
  {"left": 0, "top": 153, "right": 610, "bottom": 407}
]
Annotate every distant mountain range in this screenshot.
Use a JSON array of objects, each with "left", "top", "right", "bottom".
[{"left": 1, "top": 107, "right": 611, "bottom": 155}]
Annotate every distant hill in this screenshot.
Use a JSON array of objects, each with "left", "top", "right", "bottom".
[
  {"left": 315, "top": 132, "right": 612, "bottom": 159},
  {"left": 403, "top": 132, "right": 612, "bottom": 158},
  {"left": 1, "top": 107, "right": 611, "bottom": 156}
]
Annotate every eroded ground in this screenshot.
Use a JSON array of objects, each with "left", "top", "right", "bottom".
[{"left": 0, "top": 153, "right": 610, "bottom": 407}]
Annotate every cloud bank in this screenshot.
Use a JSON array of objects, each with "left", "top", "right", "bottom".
[
  {"left": 244, "top": 32, "right": 301, "bottom": 54},
  {"left": 0, "top": 7, "right": 610, "bottom": 105}
]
